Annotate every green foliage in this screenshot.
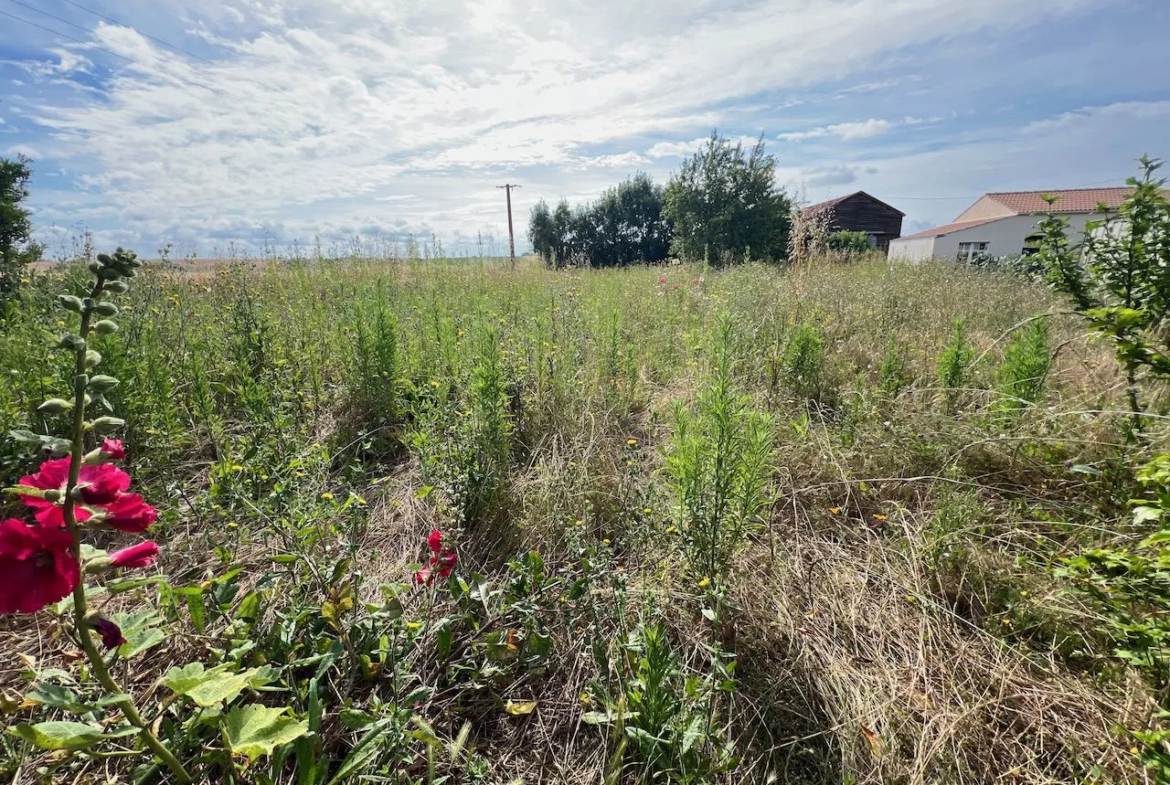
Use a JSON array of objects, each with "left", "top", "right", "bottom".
[
  {"left": 937, "top": 319, "right": 974, "bottom": 415},
  {"left": 0, "top": 155, "right": 42, "bottom": 306},
  {"left": 784, "top": 322, "right": 828, "bottom": 406},
  {"left": 663, "top": 132, "right": 792, "bottom": 265},
  {"left": 530, "top": 174, "right": 672, "bottom": 268},
  {"left": 667, "top": 316, "right": 773, "bottom": 583},
  {"left": 993, "top": 318, "right": 1050, "bottom": 415},
  {"left": 1037, "top": 156, "right": 1170, "bottom": 427},
  {"left": 826, "top": 230, "right": 870, "bottom": 254},
  {"left": 878, "top": 335, "right": 907, "bottom": 399}
]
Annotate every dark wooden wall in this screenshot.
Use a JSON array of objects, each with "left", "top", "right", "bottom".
[{"left": 824, "top": 194, "right": 903, "bottom": 252}]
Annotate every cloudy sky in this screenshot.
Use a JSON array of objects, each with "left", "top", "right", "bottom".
[{"left": 1, "top": 0, "right": 1167, "bottom": 258}]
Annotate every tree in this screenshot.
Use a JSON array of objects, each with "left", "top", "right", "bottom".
[
  {"left": 528, "top": 175, "right": 672, "bottom": 268},
  {"left": 663, "top": 132, "right": 791, "bottom": 265},
  {"left": 1036, "top": 155, "right": 1170, "bottom": 433},
  {"left": 0, "top": 155, "right": 41, "bottom": 301},
  {"left": 528, "top": 199, "right": 555, "bottom": 267}
]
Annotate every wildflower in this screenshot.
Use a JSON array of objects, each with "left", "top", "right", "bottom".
[
  {"left": 321, "top": 492, "right": 334, "bottom": 500},
  {"left": 101, "top": 494, "right": 158, "bottom": 533},
  {"left": 626, "top": 439, "right": 637, "bottom": 446},
  {"left": 0, "top": 519, "right": 79, "bottom": 614},
  {"left": 108, "top": 541, "right": 160, "bottom": 569},
  {"left": 20, "top": 458, "right": 130, "bottom": 520},
  {"left": 697, "top": 577, "right": 710, "bottom": 588},
  {"left": 872, "top": 514, "right": 888, "bottom": 521},
  {"left": 415, "top": 530, "right": 457, "bottom": 586},
  {"left": 658, "top": 275, "right": 667, "bottom": 284},
  {"left": 99, "top": 439, "right": 126, "bottom": 461},
  {"left": 829, "top": 506, "right": 841, "bottom": 514},
  {"left": 92, "top": 617, "right": 125, "bottom": 649}
]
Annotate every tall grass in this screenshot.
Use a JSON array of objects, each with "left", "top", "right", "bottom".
[{"left": 0, "top": 256, "right": 1160, "bottom": 785}]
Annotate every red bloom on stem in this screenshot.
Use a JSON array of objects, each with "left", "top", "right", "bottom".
[
  {"left": 0, "top": 518, "right": 80, "bottom": 615},
  {"left": 108, "top": 541, "right": 159, "bottom": 569},
  {"left": 99, "top": 439, "right": 126, "bottom": 461},
  {"left": 414, "top": 530, "right": 457, "bottom": 586},
  {"left": 20, "top": 458, "right": 131, "bottom": 520},
  {"left": 101, "top": 494, "right": 157, "bottom": 533},
  {"left": 658, "top": 275, "right": 668, "bottom": 285},
  {"left": 92, "top": 617, "right": 125, "bottom": 649}
]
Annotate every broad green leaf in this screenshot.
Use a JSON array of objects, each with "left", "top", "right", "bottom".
[
  {"left": 111, "top": 610, "right": 167, "bottom": 659},
  {"left": 223, "top": 704, "right": 308, "bottom": 761},
  {"left": 165, "top": 663, "right": 262, "bottom": 707},
  {"left": 10, "top": 721, "right": 106, "bottom": 750}
]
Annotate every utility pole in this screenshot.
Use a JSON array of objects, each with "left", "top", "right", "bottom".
[{"left": 496, "top": 183, "right": 520, "bottom": 270}]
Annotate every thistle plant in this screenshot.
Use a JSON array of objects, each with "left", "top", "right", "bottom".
[{"left": 2, "top": 248, "right": 191, "bottom": 782}]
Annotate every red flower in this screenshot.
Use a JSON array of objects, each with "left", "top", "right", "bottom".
[
  {"left": 21, "top": 458, "right": 130, "bottom": 519},
  {"left": 101, "top": 494, "right": 157, "bottom": 533},
  {"left": 108, "top": 541, "right": 159, "bottom": 569},
  {"left": 92, "top": 617, "right": 125, "bottom": 649},
  {"left": 658, "top": 275, "right": 668, "bottom": 284},
  {"left": 0, "top": 518, "right": 80, "bottom": 615},
  {"left": 99, "top": 439, "right": 126, "bottom": 461},
  {"left": 414, "top": 531, "right": 457, "bottom": 586}
]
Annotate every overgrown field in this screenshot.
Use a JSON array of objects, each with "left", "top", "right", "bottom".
[{"left": 0, "top": 257, "right": 1165, "bottom": 784}]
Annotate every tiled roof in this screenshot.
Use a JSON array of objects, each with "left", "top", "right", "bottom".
[
  {"left": 801, "top": 190, "right": 905, "bottom": 217},
  {"left": 896, "top": 216, "right": 1006, "bottom": 241},
  {"left": 985, "top": 187, "right": 1135, "bottom": 214}
]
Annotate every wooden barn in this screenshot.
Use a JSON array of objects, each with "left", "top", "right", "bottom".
[{"left": 801, "top": 191, "right": 905, "bottom": 253}]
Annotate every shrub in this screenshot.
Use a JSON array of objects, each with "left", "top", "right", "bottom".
[
  {"left": 826, "top": 230, "right": 870, "bottom": 254},
  {"left": 0, "top": 155, "right": 43, "bottom": 307},
  {"left": 992, "top": 318, "right": 1050, "bottom": 416},
  {"left": 1036, "top": 156, "right": 1170, "bottom": 431},
  {"left": 937, "top": 319, "right": 974, "bottom": 415}
]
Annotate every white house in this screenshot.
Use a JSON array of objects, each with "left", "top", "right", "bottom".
[{"left": 888, "top": 188, "right": 1139, "bottom": 263}]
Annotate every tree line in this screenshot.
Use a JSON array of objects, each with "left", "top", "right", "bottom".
[{"left": 529, "top": 133, "right": 793, "bottom": 269}]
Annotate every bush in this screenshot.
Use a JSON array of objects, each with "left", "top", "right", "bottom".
[
  {"left": 0, "top": 155, "right": 42, "bottom": 307},
  {"left": 826, "top": 230, "right": 870, "bottom": 254}
]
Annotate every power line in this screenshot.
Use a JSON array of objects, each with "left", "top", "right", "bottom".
[
  {"left": 1, "top": 1, "right": 233, "bottom": 98},
  {"left": 55, "top": 0, "right": 219, "bottom": 66}
]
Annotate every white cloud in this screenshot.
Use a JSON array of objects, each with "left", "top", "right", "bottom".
[
  {"left": 6, "top": 144, "right": 41, "bottom": 158},
  {"left": 6, "top": 0, "right": 1112, "bottom": 252},
  {"left": 1022, "top": 100, "right": 1170, "bottom": 134}
]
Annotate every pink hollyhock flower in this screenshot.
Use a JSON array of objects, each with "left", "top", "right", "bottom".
[
  {"left": 101, "top": 494, "right": 157, "bottom": 533},
  {"left": 414, "top": 531, "right": 457, "bottom": 585},
  {"left": 108, "top": 541, "right": 159, "bottom": 569},
  {"left": 413, "top": 566, "right": 433, "bottom": 585},
  {"left": 427, "top": 529, "right": 444, "bottom": 553},
  {"left": 92, "top": 617, "right": 125, "bottom": 649},
  {"left": 99, "top": 439, "right": 126, "bottom": 461},
  {"left": 20, "top": 458, "right": 131, "bottom": 519},
  {"left": 0, "top": 519, "right": 80, "bottom": 615}
]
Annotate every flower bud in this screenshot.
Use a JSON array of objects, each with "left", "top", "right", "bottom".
[
  {"left": 59, "top": 335, "right": 85, "bottom": 352},
  {"left": 104, "top": 280, "right": 130, "bottom": 294},
  {"left": 58, "top": 295, "right": 83, "bottom": 313},
  {"left": 85, "top": 350, "right": 102, "bottom": 370},
  {"left": 91, "top": 416, "right": 125, "bottom": 434},
  {"left": 97, "top": 253, "right": 114, "bottom": 267},
  {"left": 93, "top": 302, "right": 118, "bottom": 317},
  {"left": 87, "top": 262, "right": 101, "bottom": 275},
  {"left": 93, "top": 320, "right": 119, "bottom": 335},
  {"left": 42, "top": 489, "right": 62, "bottom": 503},
  {"left": 37, "top": 398, "right": 74, "bottom": 414},
  {"left": 97, "top": 267, "right": 122, "bottom": 281},
  {"left": 88, "top": 375, "right": 120, "bottom": 393}
]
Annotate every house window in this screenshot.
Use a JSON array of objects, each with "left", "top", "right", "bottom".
[{"left": 957, "top": 241, "right": 988, "bottom": 263}]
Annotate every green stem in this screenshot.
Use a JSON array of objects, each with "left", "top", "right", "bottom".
[{"left": 64, "top": 277, "right": 192, "bottom": 784}]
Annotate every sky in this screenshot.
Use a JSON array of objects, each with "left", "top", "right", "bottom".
[{"left": 0, "top": 0, "right": 1168, "bottom": 258}]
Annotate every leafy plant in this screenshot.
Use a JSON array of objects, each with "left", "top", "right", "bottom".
[
  {"left": 937, "top": 319, "right": 974, "bottom": 415},
  {"left": 1036, "top": 156, "right": 1170, "bottom": 431},
  {"left": 992, "top": 318, "right": 1051, "bottom": 416}
]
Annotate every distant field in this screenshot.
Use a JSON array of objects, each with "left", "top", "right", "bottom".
[{"left": 0, "top": 258, "right": 1156, "bottom": 784}]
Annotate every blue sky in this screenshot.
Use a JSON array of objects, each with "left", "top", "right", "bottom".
[{"left": 1, "top": 0, "right": 1168, "bottom": 258}]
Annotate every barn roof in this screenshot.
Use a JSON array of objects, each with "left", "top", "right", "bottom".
[
  {"left": 896, "top": 216, "right": 1007, "bottom": 241},
  {"left": 801, "top": 190, "right": 905, "bottom": 218}
]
